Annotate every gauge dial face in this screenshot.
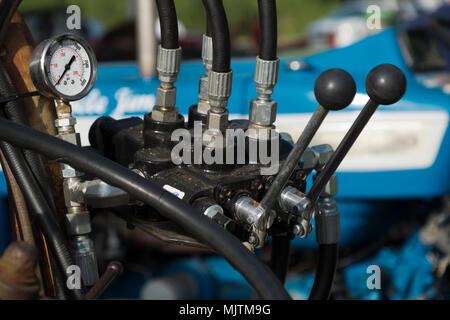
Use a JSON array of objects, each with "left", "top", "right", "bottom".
[
  {"left": 30, "top": 34, "right": 97, "bottom": 101},
  {"left": 45, "top": 38, "right": 93, "bottom": 99}
]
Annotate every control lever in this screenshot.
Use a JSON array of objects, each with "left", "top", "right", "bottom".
[
  {"left": 259, "top": 69, "right": 356, "bottom": 216},
  {"left": 307, "top": 64, "right": 407, "bottom": 203}
]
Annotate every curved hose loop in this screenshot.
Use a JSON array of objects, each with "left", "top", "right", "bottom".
[
  {"left": 0, "top": 117, "right": 291, "bottom": 300},
  {"left": 201, "top": 0, "right": 231, "bottom": 72},
  {"left": 257, "top": 0, "right": 278, "bottom": 61},
  {"left": 156, "top": 0, "right": 179, "bottom": 49},
  {"left": 309, "top": 244, "right": 338, "bottom": 300}
]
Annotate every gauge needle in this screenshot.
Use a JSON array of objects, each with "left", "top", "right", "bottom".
[{"left": 56, "top": 55, "right": 76, "bottom": 85}]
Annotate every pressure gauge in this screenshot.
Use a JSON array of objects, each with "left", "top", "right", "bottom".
[{"left": 29, "top": 33, "right": 97, "bottom": 102}]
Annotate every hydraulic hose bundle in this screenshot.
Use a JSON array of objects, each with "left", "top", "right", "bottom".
[
  {"left": 0, "top": 63, "right": 81, "bottom": 300},
  {"left": 201, "top": 0, "right": 231, "bottom": 73},
  {"left": 0, "top": 0, "right": 408, "bottom": 302},
  {"left": 0, "top": 117, "right": 291, "bottom": 300}
]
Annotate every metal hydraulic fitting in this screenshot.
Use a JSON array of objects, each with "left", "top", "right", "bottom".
[
  {"left": 81, "top": 179, "right": 129, "bottom": 209},
  {"left": 313, "top": 173, "right": 338, "bottom": 197},
  {"left": 300, "top": 147, "right": 319, "bottom": 170},
  {"left": 278, "top": 186, "right": 314, "bottom": 239},
  {"left": 207, "top": 70, "right": 233, "bottom": 131},
  {"left": 249, "top": 57, "right": 279, "bottom": 134},
  {"left": 293, "top": 219, "right": 313, "bottom": 238},
  {"left": 311, "top": 144, "right": 334, "bottom": 170},
  {"left": 71, "top": 235, "right": 99, "bottom": 287},
  {"left": 279, "top": 186, "right": 312, "bottom": 220},
  {"left": 197, "top": 34, "right": 213, "bottom": 115},
  {"left": 316, "top": 195, "right": 340, "bottom": 244},
  {"left": 234, "top": 196, "right": 276, "bottom": 248},
  {"left": 201, "top": 34, "right": 213, "bottom": 71},
  {"left": 314, "top": 171, "right": 340, "bottom": 244},
  {"left": 152, "top": 45, "right": 182, "bottom": 122},
  {"left": 54, "top": 99, "right": 99, "bottom": 287}
]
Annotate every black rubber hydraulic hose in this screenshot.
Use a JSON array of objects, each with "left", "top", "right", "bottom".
[
  {"left": 270, "top": 234, "right": 291, "bottom": 283},
  {"left": 156, "top": 0, "right": 179, "bottom": 49},
  {"left": 202, "top": 0, "right": 231, "bottom": 72},
  {"left": 206, "top": 10, "right": 213, "bottom": 37},
  {"left": 0, "top": 118, "right": 291, "bottom": 300},
  {"left": 257, "top": 0, "right": 277, "bottom": 60},
  {"left": 309, "top": 244, "right": 338, "bottom": 300},
  {"left": 0, "top": 63, "right": 57, "bottom": 216},
  {"left": 0, "top": 138, "right": 83, "bottom": 300}
]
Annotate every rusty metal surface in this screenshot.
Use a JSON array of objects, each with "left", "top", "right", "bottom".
[{"left": 0, "top": 242, "right": 40, "bottom": 299}]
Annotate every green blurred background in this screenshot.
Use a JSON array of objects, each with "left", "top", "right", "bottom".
[{"left": 18, "top": 0, "right": 338, "bottom": 42}]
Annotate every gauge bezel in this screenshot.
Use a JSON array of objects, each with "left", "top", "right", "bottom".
[{"left": 29, "top": 33, "right": 98, "bottom": 102}]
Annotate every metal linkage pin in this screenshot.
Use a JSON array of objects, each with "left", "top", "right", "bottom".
[{"left": 307, "top": 64, "right": 407, "bottom": 203}]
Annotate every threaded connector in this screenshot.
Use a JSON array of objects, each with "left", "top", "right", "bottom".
[
  {"left": 156, "top": 45, "right": 182, "bottom": 84},
  {"left": 72, "top": 235, "right": 99, "bottom": 287},
  {"left": 201, "top": 34, "right": 213, "bottom": 71},
  {"left": 208, "top": 70, "right": 233, "bottom": 110},
  {"left": 254, "top": 57, "right": 280, "bottom": 94}
]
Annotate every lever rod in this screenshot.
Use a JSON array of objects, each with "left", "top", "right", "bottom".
[
  {"left": 259, "top": 105, "right": 328, "bottom": 212},
  {"left": 307, "top": 99, "right": 378, "bottom": 202},
  {"left": 259, "top": 69, "right": 356, "bottom": 215},
  {"left": 307, "top": 64, "right": 407, "bottom": 203},
  {"left": 85, "top": 261, "right": 124, "bottom": 300}
]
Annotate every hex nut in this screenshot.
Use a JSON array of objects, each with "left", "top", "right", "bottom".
[
  {"left": 207, "top": 110, "right": 228, "bottom": 131},
  {"left": 66, "top": 212, "right": 91, "bottom": 236},
  {"left": 151, "top": 106, "right": 179, "bottom": 122},
  {"left": 60, "top": 163, "right": 83, "bottom": 178},
  {"left": 58, "top": 132, "right": 81, "bottom": 146},
  {"left": 301, "top": 148, "right": 319, "bottom": 170},
  {"left": 197, "top": 101, "right": 210, "bottom": 115},
  {"left": 198, "top": 75, "right": 209, "bottom": 101},
  {"left": 156, "top": 86, "right": 177, "bottom": 108},
  {"left": 55, "top": 117, "right": 77, "bottom": 128},
  {"left": 249, "top": 99, "right": 277, "bottom": 126}
]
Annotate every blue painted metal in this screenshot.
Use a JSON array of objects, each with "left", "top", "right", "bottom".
[
  {"left": 0, "top": 24, "right": 447, "bottom": 300},
  {"left": 341, "top": 231, "right": 436, "bottom": 300}
]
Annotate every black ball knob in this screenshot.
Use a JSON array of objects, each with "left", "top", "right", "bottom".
[
  {"left": 366, "top": 64, "right": 407, "bottom": 105},
  {"left": 314, "top": 68, "right": 356, "bottom": 111}
]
